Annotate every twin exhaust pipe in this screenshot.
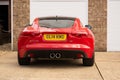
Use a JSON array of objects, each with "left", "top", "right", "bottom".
[{"left": 49, "top": 53, "right": 61, "bottom": 59}]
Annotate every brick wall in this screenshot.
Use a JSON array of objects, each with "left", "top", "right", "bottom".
[
  {"left": 13, "top": 0, "right": 29, "bottom": 50},
  {"left": 13, "top": 0, "right": 107, "bottom": 51},
  {"left": 88, "top": 0, "right": 107, "bottom": 51}
]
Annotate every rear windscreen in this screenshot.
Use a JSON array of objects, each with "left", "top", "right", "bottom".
[{"left": 39, "top": 18, "right": 75, "bottom": 28}]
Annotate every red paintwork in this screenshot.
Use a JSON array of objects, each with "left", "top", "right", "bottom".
[{"left": 18, "top": 17, "right": 95, "bottom": 59}]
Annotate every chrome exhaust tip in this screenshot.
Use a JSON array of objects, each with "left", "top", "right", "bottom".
[
  {"left": 56, "top": 53, "right": 61, "bottom": 59},
  {"left": 49, "top": 53, "right": 61, "bottom": 59},
  {"left": 49, "top": 53, "right": 55, "bottom": 59}
]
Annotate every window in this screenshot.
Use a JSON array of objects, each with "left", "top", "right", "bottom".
[{"left": 39, "top": 17, "right": 75, "bottom": 28}]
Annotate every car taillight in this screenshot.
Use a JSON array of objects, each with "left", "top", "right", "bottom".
[
  {"left": 21, "top": 32, "right": 40, "bottom": 36},
  {"left": 72, "top": 33, "right": 92, "bottom": 38}
]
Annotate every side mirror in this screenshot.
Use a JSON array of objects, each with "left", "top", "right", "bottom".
[{"left": 85, "top": 25, "right": 92, "bottom": 29}]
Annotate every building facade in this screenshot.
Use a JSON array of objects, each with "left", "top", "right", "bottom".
[{"left": 12, "top": 0, "right": 107, "bottom": 51}]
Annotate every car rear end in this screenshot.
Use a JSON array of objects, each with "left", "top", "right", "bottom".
[{"left": 18, "top": 17, "right": 95, "bottom": 66}]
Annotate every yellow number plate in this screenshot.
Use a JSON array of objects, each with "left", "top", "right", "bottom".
[{"left": 43, "top": 34, "right": 67, "bottom": 41}]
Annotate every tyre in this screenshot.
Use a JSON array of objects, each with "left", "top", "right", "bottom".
[
  {"left": 83, "top": 55, "right": 94, "bottom": 66},
  {"left": 18, "top": 53, "right": 31, "bottom": 65}
]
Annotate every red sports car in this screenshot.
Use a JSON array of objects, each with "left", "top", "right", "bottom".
[{"left": 18, "top": 16, "right": 95, "bottom": 66}]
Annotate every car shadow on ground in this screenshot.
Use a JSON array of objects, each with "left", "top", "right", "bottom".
[{"left": 22, "top": 59, "right": 85, "bottom": 68}]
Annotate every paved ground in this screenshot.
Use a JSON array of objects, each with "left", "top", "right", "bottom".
[{"left": 0, "top": 51, "right": 120, "bottom": 80}]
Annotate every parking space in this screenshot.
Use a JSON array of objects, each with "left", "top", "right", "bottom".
[{"left": 0, "top": 51, "right": 120, "bottom": 80}]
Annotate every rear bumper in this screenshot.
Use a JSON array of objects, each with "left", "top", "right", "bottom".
[
  {"left": 18, "top": 43, "right": 94, "bottom": 58},
  {"left": 25, "top": 50, "right": 87, "bottom": 59}
]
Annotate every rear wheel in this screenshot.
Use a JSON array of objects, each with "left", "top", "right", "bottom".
[
  {"left": 18, "top": 53, "right": 31, "bottom": 65},
  {"left": 83, "top": 54, "right": 94, "bottom": 66}
]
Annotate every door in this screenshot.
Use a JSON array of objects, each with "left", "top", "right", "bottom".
[
  {"left": 30, "top": 0, "right": 88, "bottom": 26},
  {"left": 0, "top": 1, "right": 9, "bottom": 31},
  {"left": 108, "top": 0, "right": 120, "bottom": 51},
  {"left": 0, "top": 0, "right": 11, "bottom": 45}
]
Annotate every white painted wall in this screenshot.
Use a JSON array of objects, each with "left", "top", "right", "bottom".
[
  {"left": 0, "top": 1, "right": 9, "bottom": 5},
  {"left": 108, "top": 0, "right": 120, "bottom": 51},
  {"left": 30, "top": 0, "right": 88, "bottom": 26}
]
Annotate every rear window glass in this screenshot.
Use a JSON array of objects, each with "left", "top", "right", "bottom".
[{"left": 39, "top": 18, "right": 75, "bottom": 28}]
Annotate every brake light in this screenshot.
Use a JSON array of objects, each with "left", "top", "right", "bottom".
[
  {"left": 72, "top": 33, "right": 85, "bottom": 37},
  {"left": 21, "top": 32, "right": 40, "bottom": 36},
  {"left": 80, "top": 34, "right": 88, "bottom": 38},
  {"left": 71, "top": 33, "right": 92, "bottom": 38}
]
